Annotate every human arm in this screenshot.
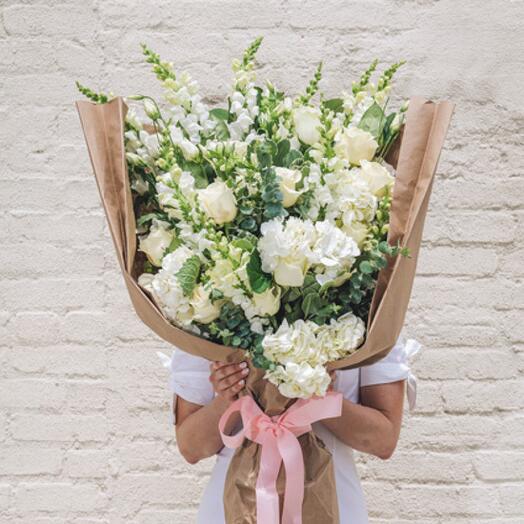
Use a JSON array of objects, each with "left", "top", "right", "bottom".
[
  {"left": 175, "top": 361, "right": 249, "bottom": 464},
  {"left": 321, "top": 338, "right": 419, "bottom": 459},
  {"left": 321, "top": 380, "right": 405, "bottom": 459}
]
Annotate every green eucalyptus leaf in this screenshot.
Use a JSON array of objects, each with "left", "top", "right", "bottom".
[
  {"left": 359, "top": 260, "right": 374, "bottom": 274},
  {"left": 283, "top": 149, "right": 303, "bottom": 168}
]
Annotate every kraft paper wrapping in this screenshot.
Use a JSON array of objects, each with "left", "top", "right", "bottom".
[{"left": 77, "top": 96, "right": 453, "bottom": 523}]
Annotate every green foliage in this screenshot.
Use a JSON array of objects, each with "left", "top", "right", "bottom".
[
  {"left": 246, "top": 250, "right": 272, "bottom": 294},
  {"left": 165, "top": 235, "right": 184, "bottom": 254},
  {"left": 257, "top": 142, "right": 287, "bottom": 220},
  {"left": 322, "top": 98, "right": 344, "bottom": 113},
  {"left": 299, "top": 62, "right": 323, "bottom": 104},
  {"left": 358, "top": 102, "right": 386, "bottom": 140},
  {"left": 208, "top": 303, "right": 259, "bottom": 350},
  {"left": 250, "top": 336, "right": 273, "bottom": 369},
  {"left": 241, "top": 37, "right": 263, "bottom": 69},
  {"left": 279, "top": 274, "right": 340, "bottom": 326},
  {"left": 377, "top": 60, "right": 406, "bottom": 91},
  {"left": 209, "top": 108, "right": 229, "bottom": 121},
  {"left": 75, "top": 81, "right": 110, "bottom": 104},
  {"left": 175, "top": 256, "right": 201, "bottom": 296},
  {"left": 181, "top": 161, "right": 210, "bottom": 189},
  {"left": 141, "top": 43, "right": 176, "bottom": 81},
  {"left": 352, "top": 59, "right": 379, "bottom": 95}
]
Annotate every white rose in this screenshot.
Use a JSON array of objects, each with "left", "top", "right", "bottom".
[
  {"left": 335, "top": 127, "right": 378, "bottom": 166},
  {"left": 139, "top": 222, "right": 174, "bottom": 266},
  {"left": 275, "top": 167, "right": 302, "bottom": 207},
  {"left": 359, "top": 160, "right": 394, "bottom": 197},
  {"left": 252, "top": 287, "right": 281, "bottom": 317},
  {"left": 190, "top": 285, "right": 220, "bottom": 324},
  {"left": 293, "top": 106, "right": 322, "bottom": 145},
  {"left": 198, "top": 180, "right": 238, "bottom": 225},
  {"left": 342, "top": 221, "right": 369, "bottom": 248},
  {"left": 274, "top": 259, "right": 306, "bottom": 287}
]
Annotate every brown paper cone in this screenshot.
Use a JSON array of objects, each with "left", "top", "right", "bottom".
[{"left": 77, "top": 95, "right": 453, "bottom": 523}]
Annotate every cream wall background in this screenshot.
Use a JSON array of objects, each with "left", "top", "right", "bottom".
[{"left": 1, "top": 0, "right": 523, "bottom": 522}]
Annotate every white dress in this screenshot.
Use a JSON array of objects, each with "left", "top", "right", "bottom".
[{"left": 158, "top": 337, "right": 420, "bottom": 524}]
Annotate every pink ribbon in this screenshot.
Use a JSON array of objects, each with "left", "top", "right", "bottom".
[{"left": 219, "top": 392, "right": 343, "bottom": 524}]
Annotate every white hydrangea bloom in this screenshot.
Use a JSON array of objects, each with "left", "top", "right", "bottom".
[
  {"left": 316, "top": 313, "right": 366, "bottom": 361},
  {"left": 138, "top": 246, "right": 195, "bottom": 327},
  {"left": 262, "top": 319, "right": 320, "bottom": 366},
  {"left": 310, "top": 221, "right": 360, "bottom": 286},
  {"left": 258, "top": 217, "right": 316, "bottom": 287},
  {"left": 261, "top": 312, "right": 365, "bottom": 398},
  {"left": 329, "top": 170, "right": 378, "bottom": 230},
  {"left": 266, "top": 362, "right": 332, "bottom": 399}
]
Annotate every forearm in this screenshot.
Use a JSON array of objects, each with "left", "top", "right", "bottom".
[
  {"left": 176, "top": 396, "right": 239, "bottom": 463},
  {"left": 321, "top": 397, "right": 401, "bottom": 459}
]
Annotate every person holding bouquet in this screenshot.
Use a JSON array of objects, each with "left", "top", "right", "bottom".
[
  {"left": 77, "top": 34, "right": 452, "bottom": 524},
  {"left": 162, "top": 335, "right": 419, "bottom": 523}
]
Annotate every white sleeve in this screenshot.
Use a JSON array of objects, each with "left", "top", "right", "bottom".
[
  {"left": 359, "top": 337, "right": 421, "bottom": 411},
  {"left": 157, "top": 349, "right": 214, "bottom": 425}
]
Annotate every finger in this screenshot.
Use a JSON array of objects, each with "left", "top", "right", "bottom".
[
  {"left": 215, "top": 368, "right": 249, "bottom": 391},
  {"left": 214, "top": 362, "right": 248, "bottom": 382},
  {"left": 210, "top": 361, "right": 230, "bottom": 371},
  {"left": 224, "top": 378, "right": 246, "bottom": 398}
]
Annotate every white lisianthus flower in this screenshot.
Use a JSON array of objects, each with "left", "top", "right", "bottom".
[
  {"left": 252, "top": 286, "right": 281, "bottom": 317},
  {"left": 293, "top": 106, "right": 322, "bottom": 145},
  {"left": 258, "top": 217, "right": 316, "bottom": 287},
  {"left": 139, "top": 221, "right": 174, "bottom": 266},
  {"left": 275, "top": 167, "right": 302, "bottom": 208},
  {"left": 266, "top": 362, "right": 331, "bottom": 399},
  {"left": 359, "top": 160, "right": 394, "bottom": 197},
  {"left": 190, "top": 285, "right": 220, "bottom": 324},
  {"left": 198, "top": 180, "right": 238, "bottom": 224},
  {"left": 334, "top": 127, "right": 378, "bottom": 166}
]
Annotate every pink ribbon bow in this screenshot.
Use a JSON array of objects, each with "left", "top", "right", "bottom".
[{"left": 219, "top": 391, "right": 343, "bottom": 524}]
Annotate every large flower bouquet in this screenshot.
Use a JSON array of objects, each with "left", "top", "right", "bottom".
[
  {"left": 76, "top": 37, "right": 453, "bottom": 524},
  {"left": 79, "top": 38, "right": 408, "bottom": 399}
]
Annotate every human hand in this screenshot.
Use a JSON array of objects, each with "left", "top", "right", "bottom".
[{"left": 209, "top": 361, "right": 250, "bottom": 402}]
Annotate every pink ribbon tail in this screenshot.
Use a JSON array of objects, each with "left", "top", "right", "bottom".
[{"left": 219, "top": 392, "right": 343, "bottom": 524}]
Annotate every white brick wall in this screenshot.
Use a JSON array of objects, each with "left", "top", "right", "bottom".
[{"left": 1, "top": 0, "right": 523, "bottom": 522}]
